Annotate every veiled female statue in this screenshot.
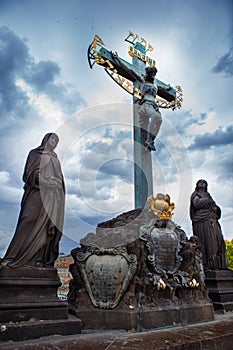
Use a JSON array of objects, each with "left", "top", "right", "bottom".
[
  {"left": 190, "top": 179, "right": 227, "bottom": 270},
  {"left": 2, "top": 133, "right": 65, "bottom": 268}
]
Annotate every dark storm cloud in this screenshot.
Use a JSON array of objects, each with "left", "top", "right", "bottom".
[
  {"left": 42, "top": 83, "right": 87, "bottom": 115},
  {"left": 24, "top": 60, "right": 61, "bottom": 91},
  {"left": 24, "top": 60, "right": 87, "bottom": 114},
  {"left": 98, "top": 159, "right": 133, "bottom": 183},
  {"left": 212, "top": 46, "right": 233, "bottom": 77},
  {"left": 188, "top": 125, "right": 233, "bottom": 150},
  {"left": 0, "top": 26, "right": 86, "bottom": 120},
  {"left": 0, "top": 26, "right": 30, "bottom": 116},
  {"left": 78, "top": 137, "right": 134, "bottom": 186},
  {"left": 0, "top": 25, "right": 88, "bottom": 224}
]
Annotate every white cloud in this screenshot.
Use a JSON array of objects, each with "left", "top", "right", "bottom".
[
  {"left": 0, "top": 171, "right": 22, "bottom": 204},
  {"left": 16, "top": 79, "right": 64, "bottom": 125},
  {"left": 0, "top": 171, "right": 10, "bottom": 184},
  {"left": 188, "top": 111, "right": 219, "bottom": 135}
]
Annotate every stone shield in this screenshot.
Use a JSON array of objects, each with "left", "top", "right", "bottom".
[
  {"left": 150, "top": 227, "right": 180, "bottom": 272},
  {"left": 75, "top": 246, "right": 137, "bottom": 309}
]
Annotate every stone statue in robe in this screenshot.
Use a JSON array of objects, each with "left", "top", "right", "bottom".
[
  {"left": 2, "top": 133, "right": 65, "bottom": 268},
  {"left": 190, "top": 179, "right": 227, "bottom": 270}
]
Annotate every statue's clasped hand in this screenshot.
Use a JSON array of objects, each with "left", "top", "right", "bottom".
[
  {"left": 48, "top": 179, "right": 62, "bottom": 189},
  {"left": 40, "top": 176, "right": 61, "bottom": 189}
]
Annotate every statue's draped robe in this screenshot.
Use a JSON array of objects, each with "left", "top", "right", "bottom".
[
  {"left": 4, "top": 147, "right": 65, "bottom": 267},
  {"left": 190, "top": 191, "right": 227, "bottom": 269}
]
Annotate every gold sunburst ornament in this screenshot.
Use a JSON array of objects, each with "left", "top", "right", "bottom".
[{"left": 148, "top": 194, "right": 175, "bottom": 220}]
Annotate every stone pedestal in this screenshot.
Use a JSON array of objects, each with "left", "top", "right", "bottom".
[
  {"left": 0, "top": 266, "right": 82, "bottom": 341},
  {"left": 68, "top": 208, "right": 215, "bottom": 331},
  {"left": 0, "top": 266, "right": 67, "bottom": 322},
  {"left": 69, "top": 300, "right": 214, "bottom": 331},
  {"left": 0, "top": 316, "right": 82, "bottom": 342},
  {"left": 205, "top": 269, "right": 233, "bottom": 313}
]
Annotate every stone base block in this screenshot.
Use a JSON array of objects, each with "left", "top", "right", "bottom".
[
  {"left": 0, "top": 315, "right": 82, "bottom": 342},
  {"left": 0, "top": 301, "right": 68, "bottom": 323},
  {"left": 69, "top": 300, "right": 214, "bottom": 331},
  {"left": 1, "top": 313, "right": 233, "bottom": 350},
  {"left": 213, "top": 301, "right": 233, "bottom": 312},
  {"left": 140, "top": 302, "right": 214, "bottom": 329},
  {"left": 205, "top": 269, "right": 233, "bottom": 313},
  {"left": 0, "top": 266, "right": 68, "bottom": 323}
]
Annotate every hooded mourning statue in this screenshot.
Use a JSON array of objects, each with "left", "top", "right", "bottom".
[
  {"left": 190, "top": 179, "right": 227, "bottom": 270},
  {"left": 2, "top": 133, "right": 65, "bottom": 268}
]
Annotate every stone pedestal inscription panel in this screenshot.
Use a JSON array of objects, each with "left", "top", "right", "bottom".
[
  {"left": 76, "top": 246, "right": 137, "bottom": 309},
  {"left": 151, "top": 228, "right": 179, "bottom": 271}
]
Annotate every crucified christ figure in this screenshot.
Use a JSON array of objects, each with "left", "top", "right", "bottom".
[
  {"left": 111, "top": 52, "right": 171, "bottom": 151},
  {"left": 137, "top": 65, "right": 162, "bottom": 151}
]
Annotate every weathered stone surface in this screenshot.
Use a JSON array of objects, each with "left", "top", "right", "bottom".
[
  {"left": 205, "top": 269, "right": 233, "bottom": 312},
  {"left": 0, "top": 266, "right": 67, "bottom": 323},
  {"left": 1, "top": 313, "right": 233, "bottom": 350},
  {"left": 190, "top": 179, "right": 228, "bottom": 270},
  {"left": 69, "top": 208, "right": 214, "bottom": 330},
  {"left": 150, "top": 227, "right": 179, "bottom": 271},
  {"left": 69, "top": 301, "right": 214, "bottom": 331},
  {"left": 75, "top": 246, "right": 137, "bottom": 309},
  {"left": 0, "top": 315, "right": 82, "bottom": 342},
  {"left": 0, "top": 267, "right": 82, "bottom": 342},
  {"left": 80, "top": 208, "right": 147, "bottom": 248}
]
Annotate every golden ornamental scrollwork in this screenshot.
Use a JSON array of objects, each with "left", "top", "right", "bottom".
[
  {"left": 88, "top": 34, "right": 183, "bottom": 110},
  {"left": 156, "top": 86, "right": 183, "bottom": 110},
  {"left": 148, "top": 193, "right": 175, "bottom": 220}
]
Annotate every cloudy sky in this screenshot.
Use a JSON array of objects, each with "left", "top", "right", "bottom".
[{"left": 0, "top": 0, "right": 232, "bottom": 256}]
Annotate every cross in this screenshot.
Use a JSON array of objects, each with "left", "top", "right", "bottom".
[{"left": 88, "top": 32, "right": 182, "bottom": 209}]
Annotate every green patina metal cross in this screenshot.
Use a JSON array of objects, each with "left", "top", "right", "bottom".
[{"left": 88, "top": 32, "right": 183, "bottom": 209}]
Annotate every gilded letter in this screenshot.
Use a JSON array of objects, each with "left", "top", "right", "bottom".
[
  {"left": 115, "top": 74, "right": 125, "bottom": 85},
  {"left": 128, "top": 46, "right": 134, "bottom": 57},
  {"left": 124, "top": 80, "right": 133, "bottom": 93},
  {"left": 93, "top": 35, "right": 104, "bottom": 46},
  {"left": 141, "top": 53, "right": 145, "bottom": 61},
  {"left": 128, "top": 31, "right": 135, "bottom": 39},
  {"left": 140, "top": 37, "right": 147, "bottom": 48},
  {"left": 134, "top": 87, "right": 142, "bottom": 99},
  {"left": 105, "top": 60, "right": 114, "bottom": 70},
  {"left": 147, "top": 43, "right": 154, "bottom": 52},
  {"left": 95, "top": 56, "right": 106, "bottom": 65}
]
